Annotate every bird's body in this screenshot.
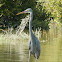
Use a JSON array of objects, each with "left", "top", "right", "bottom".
[
  {"left": 16, "top": 8, "right": 41, "bottom": 62},
  {"left": 28, "top": 10, "right": 41, "bottom": 60},
  {"left": 28, "top": 33, "right": 40, "bottom": 59}
]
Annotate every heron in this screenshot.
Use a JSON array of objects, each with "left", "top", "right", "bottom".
[{"left": 16, "top": 8, "right": 41, "bottom": 62}]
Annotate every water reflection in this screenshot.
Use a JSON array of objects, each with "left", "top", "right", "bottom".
[
  {"left": 0, "top": 27, "right": 62, "bottom": 62},
  {"left": 0, "top": 42, "right": 29, "bottom": 62}
]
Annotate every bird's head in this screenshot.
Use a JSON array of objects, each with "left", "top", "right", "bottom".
[{"left": 16, "top": 8, "right": 32, "bottom": 15}]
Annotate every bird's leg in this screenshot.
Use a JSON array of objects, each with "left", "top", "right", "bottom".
[
  {"left": 36, "top": 57, "right": 37, "bottom": 62},
  {"left": 35, "top": 54, "right": 37, "bottom": 62},
  {"left": 28, "top": 51, "right": 31, "bottom": 62}
]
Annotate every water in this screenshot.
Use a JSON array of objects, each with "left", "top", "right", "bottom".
[
  {"left": 0, "top": 42, "right": 28, "bottom": 62},
  {"left": 0, "top": 29, "right": 62, "bottom": 62}
]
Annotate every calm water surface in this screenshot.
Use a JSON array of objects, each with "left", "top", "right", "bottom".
[{"left": 0, "top": 29, "right": 62, "bottom": 62}]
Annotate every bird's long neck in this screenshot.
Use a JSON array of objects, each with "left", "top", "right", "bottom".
[{"left": 29, "top": 12, "right": 33, "bottom": 37}]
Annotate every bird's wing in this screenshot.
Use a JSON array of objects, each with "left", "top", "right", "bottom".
[
  {"left": 35, "top": 37, "right": 41, "bottom": 52},
  {"left": 32, "top": 34, "right": 41, "bottom": 52}
]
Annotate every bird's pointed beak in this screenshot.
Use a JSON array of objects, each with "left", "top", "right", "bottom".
[{"left": 16, "top": 11, "right": 24, "bottom": 15}]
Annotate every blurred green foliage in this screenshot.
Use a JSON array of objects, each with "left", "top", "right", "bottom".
[
  {"left": 38, "top": 0, "right": 62, "bottom": 22},
  {"left": 1, "top": 0, "right": 61, "bottom": 30}
]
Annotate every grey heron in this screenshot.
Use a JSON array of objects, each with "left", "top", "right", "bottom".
[{"left": 16, "top": 8, "right": 41, "bottom": 62}]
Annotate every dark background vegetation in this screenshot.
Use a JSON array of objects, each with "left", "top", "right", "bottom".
[{"left": 0, "top": 0, "right": 62, "bottom": 30}]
